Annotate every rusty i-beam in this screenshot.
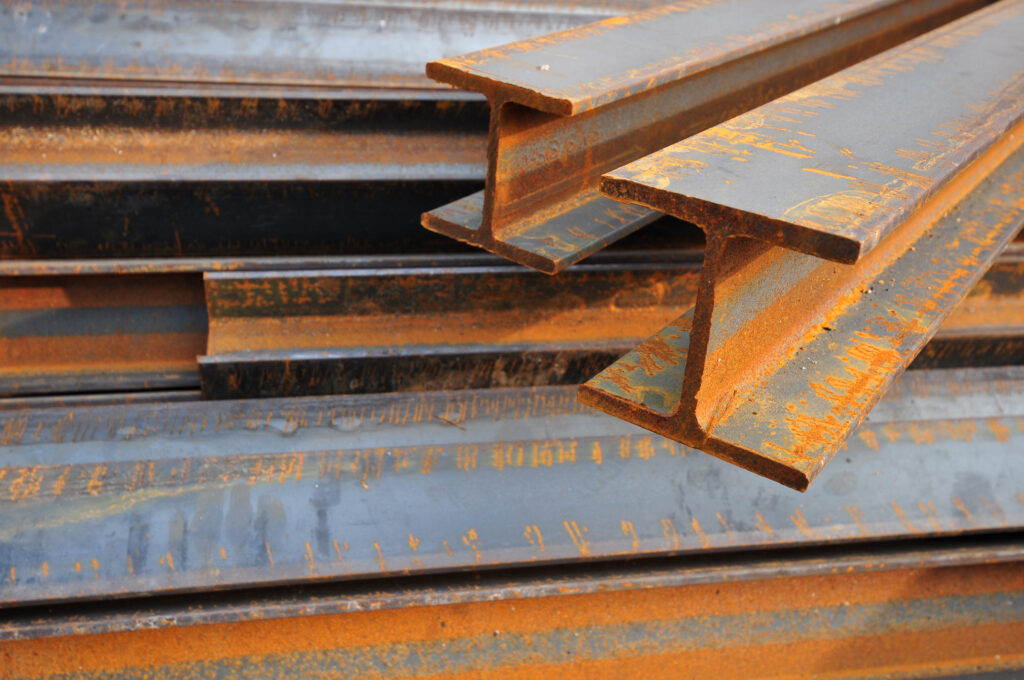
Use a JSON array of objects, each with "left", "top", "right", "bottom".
[
  {"left": 421, "top": 0, "right": 988, "bottom": 273},
  {"left": 581, "top": 0, "right": 1024, "bottom": 491}
]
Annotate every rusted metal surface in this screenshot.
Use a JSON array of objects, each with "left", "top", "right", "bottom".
[
  {"left": 199, "top": 248, "right": 1024, "bottom": 398},
  {"left": 3, "top": 534, "right": 1022, "bottom": 640},
  {"left": 1, "top": 95, "right": 488, "bottom": 182},
  {"left": 198, "top": 250, "right": 700, "bottom": 397},
  {"left": 3, "top": 547, "right": 1024, "bottom": 678},
  {"left": 0, "top": 274, "right": 205, "bottom": 396},
  {"left": 2, "top": 365, "right": 1024, "bottom": 606},
  {"left": 0, "top": 0, "right": 663, "bottom": 98},
  {"left": 0, "top": 94, "right": 489, "bottom": 258},
  {"left": 4, "top": 245, "right": 1019, "bottom": 399},
  {"left": 584, "top": 2, "right": 1024, "bottom": 491},
  {"left": 422, "top": 0, "right": 987, "bottom": 273},
  {"left": 0, "top": 181, "right": 483, "bottom": 260}
]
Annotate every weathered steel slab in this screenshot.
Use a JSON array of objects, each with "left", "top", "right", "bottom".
[
  {"left": 3, "top": 546, "right": 1024, "bottom": 678},
  {"left": 422, "top": 0, "right": 987, "bottom": 272},
  {"left": 199, "top": 247, "right": 1024, "bottom": 398},
  {"left": 0, "top": 0, "right": 661, "bottom": 97},
  {"left": 2, "top": 366, "right": 1024, "bottom": 606},
  {"left": 585, "top": 2, "right": 1024, "bottom": 490}
]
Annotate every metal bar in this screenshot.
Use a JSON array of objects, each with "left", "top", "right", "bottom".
[
  {"left": 584, "top": 2, "right": 1024, "bottom": 491},
  {"left": 0, "top": 180, "right": 479, "bottom": 260},
  {"left": 2, "top": 245, "right": 1021, "bottom": 399},
  {"left": 3, "top": 534, "right": 1023, "bottom": 640},
  {"left": 198, "top": 248, "right": 1024, "bottom": 398},
  {"left": 0, "top": 0, "right": 662, "bottom": 97},
  {"left": 2, "top": 542, "right": 1024, "bottom": 678},
  {"left": 0, "top": 95, "right": 488, "bottom": 183},
  {"left": 421, "top": 0, "right": 988, "bottom": 273},
  {"left": 2, "top": 365, "right": 1024, "bottom": 606}
]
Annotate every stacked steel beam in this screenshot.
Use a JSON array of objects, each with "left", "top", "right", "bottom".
[{"left": 2, "top": 1, "right": 1024, "bottom": 677}]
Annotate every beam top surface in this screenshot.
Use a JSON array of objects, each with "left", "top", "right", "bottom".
[
  {"left": 602, "top": 0, "right": 1024, "bottom": 262},
  {"left": 427, "top": 0, "right": 911, "bottom": 116}
]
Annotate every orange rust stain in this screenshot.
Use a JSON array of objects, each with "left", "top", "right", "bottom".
[
  {"left": 981, "top": 497, "right": 1008, "bottom": 526},
  {"left": 564, "top": 521, "right": 590, "bottom": 556},
  {"left": 52, "top": 467, "right": 70, "bottom": 497},
  {"left": 918, "top": 502, "right": 943, "bottom": 532},
  {"left": 621, "top": 520, "right": 639, "bottom": 554},
  {"left": 858, "top": 429, "right": 879, "bottom": 451},
  {"left": 660, "top": 518, "right": 680, "bottom": 551},
  {"left": 988, "top": 419, "right": 1012, "bottom": 443},
  {"left": 264, "top": 542, "right": 275, "bottom": 568},
  {"left": 304, "top": 542, "right": 315, "bottom": 573},
  {"left": 524, "top": 525, "right": 545, "bottom": 554},
  {"left": 891, "top": 502, "right": 921, "bottom": 534},
  {"left": 790, "top": 509, "right": 817, "bottom": 538},
  {"left": 689, "top": 517, "right": 708, "bottom": 549},
  {"left": 86, "top": 466, "right": 106, "bottom": 496},
  {"left": 0, "top": 190, "right": 35, "bottom": 256},
  {"left": 953, "top": 498, "right": 974, "bottom": 523}
]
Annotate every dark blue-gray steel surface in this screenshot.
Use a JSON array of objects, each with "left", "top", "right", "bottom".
[{"left": 1, "top": 366, "right": 1023, "bottom": 606}]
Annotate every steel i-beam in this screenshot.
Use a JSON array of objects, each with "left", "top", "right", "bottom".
[
  {"left": 194, "top": 249, "right": 1024, "bottom": 399},
  {"left": 421, "top": 0, "right": 987, "bottom": 273},
  {"left": 581, "top": 0, "right": 1024, "bottom": 491}
]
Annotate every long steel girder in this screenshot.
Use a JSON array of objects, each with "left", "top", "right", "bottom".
[
  {"left": 421, "top": 0, "right": 988, "bottom": 273},
  {"left": 4, "top": 541, "right": 1024, "bottom": 678},
  {"left": 0, "top": 0, "right": 661, "bottom": 98},
  {"left": 197, "top": 248, "right": 1024, "bottom": 399},
  {"left": 2, "top": 365, "right": 1024, "bottom": 607},
  {"left": 583, "top": 1, "right": 1024, "bottom": 491},
  {"left": 5, "top": 245, "right": 1024, "bottom": 399},
  {"left": 0, "top": 96, "right": 488, "bottom": 183}
]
